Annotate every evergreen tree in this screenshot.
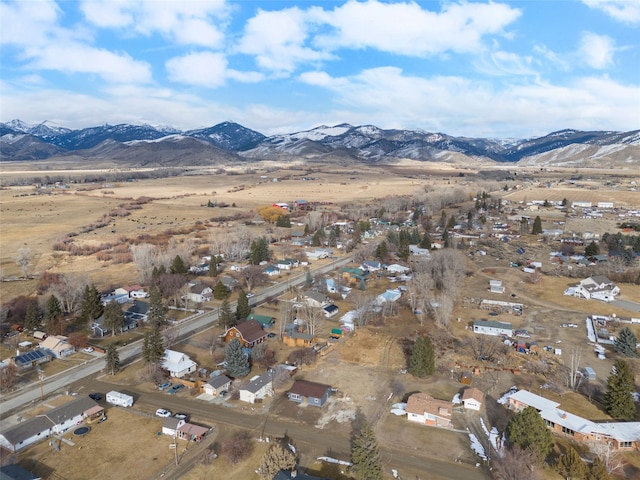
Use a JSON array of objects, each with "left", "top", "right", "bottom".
[
  {"left": 584, "top": 240, "right": 600, "bottom": 257},
  {"left": 419, "top": 232, "right": 432, "bottom": 250},
  {"left": 311, "top": 231, "right": 322, "bottom": 247},
  {"left": 81, "top": 284, "right": 103, "bottom": 322},
  {"left": 257, "top": 442, "right": 297, "bottom": 480},
  {"left": 142, "top": 323, "right": 165, "bottom": 365},
  {"left": 605, "top": 359, "right": 636, "bottom": 419},
  {"left": 447, "top": 215, "right": 456, "bottom": 229},
  {"left": 225, "top": 338, "right": 250, "bottom": 377},
  {"left": 532, "top": 216, "right": 543, "bottom": 235},
  {"left": 170, "top": 255, "right": 188, "bottom": 275},
  {"left": 408, "top": 335, "right": 435, "bottom": 377},
  {"left": 45, "top": 295, "right": 63, "bottom": 331},
  {"left": 556, "top": 446, "right": 587, "bottom": 480},
  {"left": 275, "top": 215, "right": 291, "bottom": 228},
  {"left": 375, "top": 241, "right": 388, "bottom": 261},
  {"left": 505, "top": 406, "right": 554, "bottom": 458},
  {"left": 235, "top": 291, "right": 251, "bottom": 321},
  {"left": 103, "top": 301, "right": 124, "bottom": 337},
  {"left": 328, "top": 229, "right": 337, "bottom": 247},
  {"left": 562, "top": 198, "right": 568, "bottom": 206},
  {"left": 397, "top": 237, "right": 410, "bottom": 262},
  {"left": 442, "top": 228, "right": 451, "bottom": 248},
  {"left": 213, "top": 280, "right": 228, "bottom": 300},
  {"left": 586, "top": 457, "right": 610, "bottom": 480},
  {"left": 147, "top": 286, "right": 165, "bottom": 326},
  {"left": 209, "top": 255, "right": 222, "bottom": 277},
  {"left": 25, "top": 300, "right": 41, "bottom": 332},
  {"left": 439, "top": 210, "right": 447, "bottom": 229},
  {"left": 614, "top": 327, "right": 638, "bottom": 357},
  {"left": 351, "top": 421, "right": 382, "bottom": 480},
  {"left": 105, "top": 343, "right": 120, "bottom": 375},
  {"left": 305, "top": 268, "right": 313, "bottom": 287},
  {"left": 219, "top": 298, "right": 235, "bottom": 328},
  {"left": 334, "top": 225, "right": 341, "bottom": 239},
  {"left": 249, "top": 237, "right": 270, "bottom": 265}
]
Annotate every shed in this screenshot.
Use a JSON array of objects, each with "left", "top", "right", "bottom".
[
  {"left": 461, "top": 388, "right": 484, "bottom": 411},
  {"left": 583, "top": 367, "right": 596, "bottom": 380},
  {"left": 459, "top": 372, "right": 473, "bottom": 385}
]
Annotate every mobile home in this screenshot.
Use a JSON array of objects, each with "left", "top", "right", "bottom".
[{"left": 106, "top": 391, "right": 134, "bottom": 407}]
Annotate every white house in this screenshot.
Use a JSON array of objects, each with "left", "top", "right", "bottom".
[
  {"left": 565, "top": 275, "right": 620, "bottom": 302},
  {"left": 409, "top": 245, "right": 431, "bottom": 256},
  {"left": 473, "top": 320, "right": 513, "bottom": 337},
  {"left": 306, "top": 249, "right": 329, "bottom": 260},
  {"left": 162, "top": 418, "right": 186, "bottom": 437},
  {"left": 386, "top": 264, "right": 411, "bottom": 274},
  {"left": 461, "top": 388, "right": 484, "bottom": 411},
  {"left": 489, "top": 279, "right": 505, "bottom": 294},
  {"left": 239, "top": 373, "right": 273, "bottom": 404},
  {"left": 114, "top": 285, "right": 148, "bottom": 298},
  {"left": 186, "top": 283, "right": 213, "bottom": 303},
  {"left": 161, "top": 349, "right": 197, "bottom": 379}
]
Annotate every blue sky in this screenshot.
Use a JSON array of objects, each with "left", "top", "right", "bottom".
[{"left": 1, "top": 0, "right": 639, "bottom": 138}]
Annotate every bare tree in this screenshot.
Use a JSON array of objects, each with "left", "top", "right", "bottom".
[
  {"left": 0, "top": 363, "right": 18, "bottom": 391},
  {"left": 130, "top": 243, "right": 158, "bottom": 283},
  {"left": 237, "top": 265, "right": 267, "bottom": 292},
  {"left": 431, "top": 292, "right": 455, "bottom": 329},
  {"left": 52, "top": 273, "right": 88, "bottom": 314},
  {"left": 588, "top": 441, "right": 624, "bottom": 475},
  {"left": 563, "top": 346, "right": 583, "bottom": 391},
  {"left": 350, "top": 292, "right": 376, "bottom": 327},
  {"left": 278, "top": 301, "right": 295, "bottom": 337},
  {"left": 300, "top": 304, "right": 324, "bottom": 336},
  {"left": 491, "top": 446, "right": 542, "bottom": 480},
  {"left": 163, "top": 325, "right": 179, "bottom": 349},
  {"left": 15, "top": 248, "right": 33, "bottom": 278},
  {"left": 468, "top": 335, "right": 503, "bottom": 363}
]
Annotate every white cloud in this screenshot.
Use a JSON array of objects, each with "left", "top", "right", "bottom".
[
  {"left": 166, "top": 51, "right": 228, "bottom": 87},
  {"left": 311, "top": 0, "right": 522, "bottom": 56},
  {"left": 80, "top": 0, "right": 229, "bottom": 47},
  {"left": 474, "top": 50, "right": 537, "bottom": 77},
  {"left": 0, "top": 0, "right": 65, "bottom": 47},
  {"left": 582, "top": 0, "right": 640, "bottom": 25},
  {"left": 22, "top": 43, "right": 152, "bottom": 83},
  {"left": 236, "top": 7, "right": 333, "bottom": 75},
  {"left": 298, "top": 66, "right": 640, "bottom": 137},
  {"left": 578, "top": 32, "right": 615, "bottom": 69}
]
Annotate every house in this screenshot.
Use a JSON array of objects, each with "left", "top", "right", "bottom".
[
  {"left": 461, "top": 388, "right": 484, "bottom": 411},
  {"left": 409, "top": 245, "right": 431, "bottom": 256},
  {"left": 376, "top": 288, "right": 402, "bottom": 305},
  {"left": 101, "top": 293, "right": 130, "bottom": 306},
  {"left": 239, "top": 373, "right": 274, "bottom": 404},
  {"left": 294, "top": 199, "right": 311, "bottom": 210},
  {"left": 507, "top": 390, "right": 640, "bottom": 450},
  {"left": 39, "top": 335, "right": 75, "bottom": 358},
  {"left": 162, "top": 417, "right": 185, "bottom": 437},
  {"left": 306, "top": 249, "right": 329, "bottom": 260},
  {"left": 276, "top": 259, "right": 299, "bottom": 270},
  {"left": 565, "top": 275, "right": 620, "bottom": 302},
  {"left": 0, "top": 464, "right": 42, "bottom": 480},
  {"left": 201, "top": 375, "right": 232, "bottom": 396},
  {"left": 264, "top": 265, "right": 281, "bottom": 276},
  {"left": 323, "top": 304, "right": 339, "bottom": 318},
  {"left": 489, "top": 280, "right": 505, "bottom": 294},
  {"left": 473, "top": 320, "right": 513, "bottom": 337},
  {"left": 386, "top": 263, "right": 411, "bottom": 274},
  {"left": 405, "top": 392, "right": 452, "bottom": 428},
  {"left": 92, "top": 308, "right": 140, "bottom": 337},
  {"left": 177, "top": 423, "right": 210, "bottom": 442},
  {"left": 161, "top": 349, "right": 197, "bottom": 379},
  {"left": 304, "top": 291, "right": 328, "bottom": 308},
  {"left": 223, "top": 320, "right": 268, "bottom": 348},
  {"left": 0, "top": 397, "right": 99, "bottom": 452},
  {"left": 219, "top": 276, "right": 240, "bottom": 291},
  {"left": 13, "top": 349, "right": 51, "bottom": 369},
  {"left": 186, "top": 283, "right": 213, "bottom": 303},
  {"left": 287, "top": 380, "right": 332, "bottom": 407},
  {"left": 246, "top": 313, "right": 275, "bottom": 328},
  {"left": 114, "top": 285, "right": 148, "bottom": 298},
  {"left": 362, "top": 260, "right": 382, "bottom": 272},
  {"left": 282, "top": 327, "right": 317, "bottom": 347}
]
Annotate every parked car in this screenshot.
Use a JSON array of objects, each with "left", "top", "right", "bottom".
[
  {"left": 158, "top": 382, "right": 172, "bottom": 391},
  {"left": 168, "top": 384, "right": 185, "bottom": 395},
  {"left": 88, "top": 392, "right": 102, "bottom": 401},
  {"left": 155, "top": 408, "right": 172, "bottom": 418},
  {"left": 267, "top": 332, "right": 276, "bottom": 338},
  {"left": 83, "top": 347, "right": 94, "bottom": 353},
  {"left": 515, "top": 330, "right": 530, "bottom": 338},
  {"left": 246, "top": 292, "right": 255, "bottom": 298},
  {"left": 97, "top": 416, "right": 107, "bottom": 423},
  {"left": 174, "top": 413, "right": 189, "bottom": 421}
]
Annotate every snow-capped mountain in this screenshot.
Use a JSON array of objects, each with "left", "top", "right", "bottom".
[{"left": 1, "top": 119, "right": 638, "bottom": 167}]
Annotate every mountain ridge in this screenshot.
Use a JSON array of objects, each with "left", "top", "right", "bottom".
[{"left": 1, "top": 119, "right": 638, "bottom": 167}]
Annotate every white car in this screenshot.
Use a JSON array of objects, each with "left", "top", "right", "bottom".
[
  {"left": 83, "top": 347, "right": 94, "bottom": 353},
  {"left": 155, "top": 408, "right": 172, "bottom": 418}
]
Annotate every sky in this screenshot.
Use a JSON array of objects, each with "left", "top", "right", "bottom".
[{"left": 1, "top": 0, "right": 639, "bottom": 138}]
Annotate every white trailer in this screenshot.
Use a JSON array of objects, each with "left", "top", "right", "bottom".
[{"left": 106, "top": 391, "right": 134, "bottom": 408}]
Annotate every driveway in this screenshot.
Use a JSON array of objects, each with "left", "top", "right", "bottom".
[{"left": 610, "top": 298, "right": 640, "bottom": 313}]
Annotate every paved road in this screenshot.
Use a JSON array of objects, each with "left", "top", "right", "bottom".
[
  {"left": 610, "top": 298, "right": 640, "bottom": 313},
  {"left": 0, "top": 256, "right": 353, "bottom": 418},
  {"left": 77, "top": 377, "right": 488, "bottom": 480}
]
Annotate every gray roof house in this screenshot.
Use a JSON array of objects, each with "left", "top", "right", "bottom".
[
  {"left": 287, "top": 380, "right": 332, "bottom": 407},
  {"left": 201, "top": 375, "right": 232, "bottom": 397},
  {"left": 239, "top": 373, "right": 274, "bottom": 404},
  {"left": 0, "top": 396, "right": 98, "bottom": 452}
]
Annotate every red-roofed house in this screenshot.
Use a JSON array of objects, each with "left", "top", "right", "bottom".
[{"left": 223, "top": 320, "right": 268, "bottom": 348}]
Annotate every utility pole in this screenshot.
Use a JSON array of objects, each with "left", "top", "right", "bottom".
[{"left": 37, "top": 368, "right": 45, "bottom": 401}]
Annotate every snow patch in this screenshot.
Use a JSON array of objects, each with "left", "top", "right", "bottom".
[
  {"left": 317, "top": 456, "right": 352, "bottom": 466},
  {"left": 468, "top": 433, "right": 487, "bottom": 461},
  {"left": 452, "top": 393, "right": 461, "bottom": 404},
  {"left": 497, "top": 386, "right": 518, "bottom": 405}
]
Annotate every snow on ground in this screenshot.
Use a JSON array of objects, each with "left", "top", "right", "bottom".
[
  {"left": 468, "top": 433, "right": 487, "bottom": 461},
  {"left": 497, "top": 386, "right": 518, "bottom": 405},
  {"left": 452, "top": 393, "right": 461, "bottom": 404},
  {"left": 586, "top": 317, "right": 596, "bottom": 342},
  {"left": 390, "top": 409, "right": 407, "bottom": 416},
  {"left": 489, "top": 427, "right": 504, "bottom": 454},
  {"left": 480, "top": 418, "right": 490, "bottom": 438},
  {"left": 392, "top": 402, "right": 407, "bottom": 410},
  {"left": 317, "top": 456, "right": 352, "bottom": 466}
]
